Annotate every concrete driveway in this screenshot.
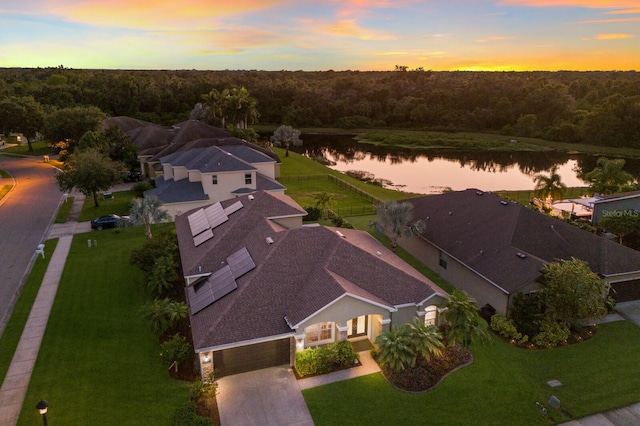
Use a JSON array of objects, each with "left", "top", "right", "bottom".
[{"left": 216, "top": 366, "right": 314, "bottom": 426}]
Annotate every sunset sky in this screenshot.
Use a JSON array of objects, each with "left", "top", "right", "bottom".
[{"left": 1, "top": 1, "right": 639, "bottom": 71}]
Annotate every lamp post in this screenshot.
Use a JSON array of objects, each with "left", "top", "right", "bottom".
[{"left": 36, "top": 399, "right": 48, "bottom": 426}]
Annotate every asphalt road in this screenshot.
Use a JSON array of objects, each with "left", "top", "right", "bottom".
[{"left": 0, "top": 154, "right": 62, "bottom": 336}]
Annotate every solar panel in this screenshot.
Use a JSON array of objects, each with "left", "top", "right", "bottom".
[
  {"left": 211, "top": 265, "right": 238, "bottom": 300},
  {"left": 227, "top": 247, "right": 256, "bottom": 278},
  {"left": 188, "top": 209, "right": 209, "bottom": 237},
  {"left": 187, "top": 266, "right": 238, "bottom": 314},
  {"left": 193, "top": 228, "right": 214, "bottom": 246},
  {"left": 187, "top": 278, "right": 214, "bottom": 314},
  {"left": 224, "top": 200, "right": 243, "bottom": 216},
  {"left": 204, "top": 202, "right": 228, "bottom": 229}
]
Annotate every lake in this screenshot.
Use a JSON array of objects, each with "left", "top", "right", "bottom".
[{"left": 289, "top": 134, "right": 640, "bottom": 194}]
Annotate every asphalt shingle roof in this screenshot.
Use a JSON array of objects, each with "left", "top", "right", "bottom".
[
  {"left": 404, "top": 189, "right": 640, "bottom": 294},
  {"left": 175, "top": 191, "right": 445, "bottom": 351}
]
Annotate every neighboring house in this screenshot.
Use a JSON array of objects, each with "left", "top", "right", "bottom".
[
  {"left": 144, "top": 145, "right": 285, "bottom": 217},
  {"left": 400, "top": 189, "right": 640, "bottom": 315},
  {"left": 175, "top": 191, "right": 447, "bottom": 378},
  {"left": 104, "top": 116, "right": 285, "bottom": 217},
  {"left": 591, "top": 190, "right": 640, "bottom": 226}
]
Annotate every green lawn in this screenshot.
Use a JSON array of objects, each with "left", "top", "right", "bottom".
[
  {"left": 54, "top": 197, "right": 74, "bottom": 223},
  {"left": 79, "top": 190, "right": 137, "bottom": 221},
  {"left": 0, "top": 241, "right": 58, "bottom": 387},
  {"left": 304, "top": 321, "right": 640, "bottom": 426},
  {"left": 0, "top": 169, "right": 10, "bottom": 178},
  {"left": 17, "top": 226, "right": 189, "bottom": 425},
  {"left": 0, "top": 141, "right": 54, "bottom": 157}
]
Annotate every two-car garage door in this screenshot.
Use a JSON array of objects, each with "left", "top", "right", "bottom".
[{"left": 213, "top": 337, "right": 292, "bottom": 377}]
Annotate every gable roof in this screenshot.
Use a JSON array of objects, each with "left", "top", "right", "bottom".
[
  {"left": 175, "top": 191, "right": 445, "bottom": 351},
  {"left": 404, "top": 189, "right": 640, "bottom": 294},
  {"left": 160, "top": 146, "right": 258, "bottom": 174}
]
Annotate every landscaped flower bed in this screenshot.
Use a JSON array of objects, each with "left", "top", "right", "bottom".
[{"left": 379, "top": 345, "right": 472, "bottom": 392}]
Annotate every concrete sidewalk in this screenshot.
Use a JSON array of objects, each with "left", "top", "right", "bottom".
[{"left": 0, "top": 192, "right": 85, "bottom": 426}]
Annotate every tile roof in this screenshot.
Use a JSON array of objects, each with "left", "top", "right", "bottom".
[
  {"left": 404, "top": 189, "right": 640, "bottom": 294},
  {"left": 160, "top": 146, "right": 257, "bottom": 173},
  {"left": 175, "top": 191, "right": 445, "bottom": 351}
]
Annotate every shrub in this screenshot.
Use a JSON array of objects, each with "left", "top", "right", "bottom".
[
  {"left": 295, "top": 341, "right": 359, "bottom": 377},
  {"left": 490, "top": 314, "right": 528, "bottom": 344},
  {"left": 174, "top": 401, "right": 213, "bottom": 426},
  {"left": 509, "top": 292, "right": 544, "bottom": 337},
  {"left": 532, "top": 320, "right": 570, "bottom": 348},
  {"left": 132, "top": 181, "right": 153, "bottom": 198},
  {"left": 331, "top": 215, "right": 354, "bottom": 229},
  {"left": 160, "top": 333, "right": 192, "bottom": 368},
  {"left": 303, "top": 206, "right": 322, "bottom": 221},
  {"left": 190, "top": 372, "right": 217, "bottom": 402}
]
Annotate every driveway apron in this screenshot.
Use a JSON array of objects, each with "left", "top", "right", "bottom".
[{"left": 216, "top": 366, "right": 314, "bottom": 426}]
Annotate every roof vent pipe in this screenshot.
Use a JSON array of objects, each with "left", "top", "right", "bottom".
[
  {"left": 248, "top": 195, "right": 255, "bottom": 201},
  {"left": 266, "top": 237, "right": 274, "bottom": 245}
]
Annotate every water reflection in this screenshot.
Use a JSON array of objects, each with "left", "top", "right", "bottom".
[{"left": 285, "top": 134, "right": 640, "bottom": 194}]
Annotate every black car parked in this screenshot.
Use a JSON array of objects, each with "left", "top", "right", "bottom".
[{"left": 90, "top": 214, "right": 131, "bottom": 230}]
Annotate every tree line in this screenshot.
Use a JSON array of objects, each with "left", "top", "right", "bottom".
[{"left": 1, "top": 67, "right": 639, "bottom": 148}]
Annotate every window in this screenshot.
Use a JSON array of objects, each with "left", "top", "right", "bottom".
[
  {"left": 245, "top": 173, "right": 252, "bottom": 184},
  {"left": 212, "top": 175, "right": 218, "bottom": 185},
  {"left": 304, "top": 322, "right": 334, "bottom": 345},
  {"left": 424, "top": 305, "right": 438, "bottom": 326},
  {"left": 439, "top": 251, "right": 448, "bottom": 269}
]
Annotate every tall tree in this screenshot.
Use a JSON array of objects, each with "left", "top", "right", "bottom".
[
  {"left": 55, "top": 148, "right": 124, "bottom": 207},
  {"left": 44, "top": 105, "right": 106, "bottom": 159},
  {"left": 201, "top": 88, "right": 229, "bottom": 127},
  {"left": 369, "top": 201, "right": 425, "bottom": 251},
  {"left": 0, "top": 96, "right": 45, "bottom": 152},
  {"left": 129, "top": 196, "right": 171, "bottom": 240},
  {"left": 540, "top": 257, "right": 608, "bottom": 329},
  {"left": 585, "top": 157, "right": 635, "bottom": 195},
  {"left": 599, "top": 214, "right": 640, "bottom": 245},
  {"left": 443, "top": 290, "right": 492, "bottom": 349},
  {"left": 533, "top": 165, "right": 567, "bottom": 205},
  {"left": 226, "top": 87, "right": 259, "bottom": 129},
  {"left": 271, "top": 124, "right": 302, "bottom": 157}
]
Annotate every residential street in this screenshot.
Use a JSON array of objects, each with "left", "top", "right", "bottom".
[{"left": 0, "top": 154, "right": 62, "bottom": 336}]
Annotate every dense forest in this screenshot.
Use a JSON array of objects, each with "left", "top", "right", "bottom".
[{"left": 1, "top": 67, "right": 640, "bottom": 148}]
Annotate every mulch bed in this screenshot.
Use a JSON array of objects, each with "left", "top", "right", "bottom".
[{"left": 380, "top": 346, "right": 473, "bottom": 392}]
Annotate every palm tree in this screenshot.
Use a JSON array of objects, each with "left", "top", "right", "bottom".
[
  {"left": 201, "top": 88, "right": 229, "bottom": 127},
  {"left": 369, "top": 201, "right": 425, "bottom": 251},
  {"left": 271, "top": 125, "right": 302, "bottom": 157},
  {"left": 444, "top": 290, "right": 492, "bottom": 349},
  {"left": 407, "top": 318, "right": 443, "bottom": 361},
  {"left": 375, "top": 326, "right": 415, "bottom": 371},
  {"left": 313, "top": 192, "right": 335, "bottom": 219},
  {"left": 129, "top": 196, "right": 171, "bottom": 240},
  {"left": 533, "top": 165, "right": 566, "bottom": 206},
  {"left": 140, "top": 298, "right": 187, "bottom": 335},
  {"left": 226, "top": 87, "right": 259, "bottom": 129},
  {"left": 585, "top": 157, "right": 635, "bottom": 195}
]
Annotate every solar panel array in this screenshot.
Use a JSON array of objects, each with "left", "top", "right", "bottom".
[
  {"left": 187, "top": 200, "right": 244, "bottom": 246},
  {"left": 187, "top": 247, "right": 257, "bottom": 314}
]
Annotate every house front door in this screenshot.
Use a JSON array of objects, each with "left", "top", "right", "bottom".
[{"left": 347, "top": 315, "right": 368, "bottom": 338}]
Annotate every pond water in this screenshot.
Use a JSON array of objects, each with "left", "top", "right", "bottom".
[{"left": 288, "top": 134, "right": 640, "bottom": 194}]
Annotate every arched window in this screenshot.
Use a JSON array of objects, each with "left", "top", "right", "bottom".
[{"left": 424, "top": 305, "right": 438, "bottom": 326}]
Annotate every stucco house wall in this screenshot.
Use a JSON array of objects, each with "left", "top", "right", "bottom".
[
  {"left": 401, "top": 236, "right": 511, "bottom": 314},
  {"left": 295, "top": 295, "right": 391, "bottom": 331}
]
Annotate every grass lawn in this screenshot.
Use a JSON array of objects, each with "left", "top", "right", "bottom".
[
  {"left": 0, "top": 241, "right": 58, "bottom": 387},
  {"left": 0, "top": 141, "right": 54, "bottom": 157},
  {"left": 54, "top": 197, "right": 74, "bottom": 223},
  {"left": 17, "top": 225, "right": 189, "bottom": 425},
  {"left": 0, "top": 169, "right": 10, "bottom": 178},
  {"left": 303, "top": 321, "right": 640, "bottom": 426},
  {"left": 79, "top": 190, "right": 137, "bottom": 221}
]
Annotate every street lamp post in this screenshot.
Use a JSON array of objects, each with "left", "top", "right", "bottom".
[{"left": 36, "top": 399, "right": 48, "bottom": 426}]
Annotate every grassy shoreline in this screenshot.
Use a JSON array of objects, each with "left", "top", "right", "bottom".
[{"left": 254, "top": 125, "right": 640, "bottom": 158}]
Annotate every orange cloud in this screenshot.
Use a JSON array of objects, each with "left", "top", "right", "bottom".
[
  {"left": 322, "top": 19, "right": 395, "bottom": 40},
  {"left": 499, "top": 1, "right": 640, "bottom": 8},
  {"left": 51, "top": 0, "right": 291, "bottom": 28},
  {"left": 595, "top": 33, "right": 635, "bottom": 39}
]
